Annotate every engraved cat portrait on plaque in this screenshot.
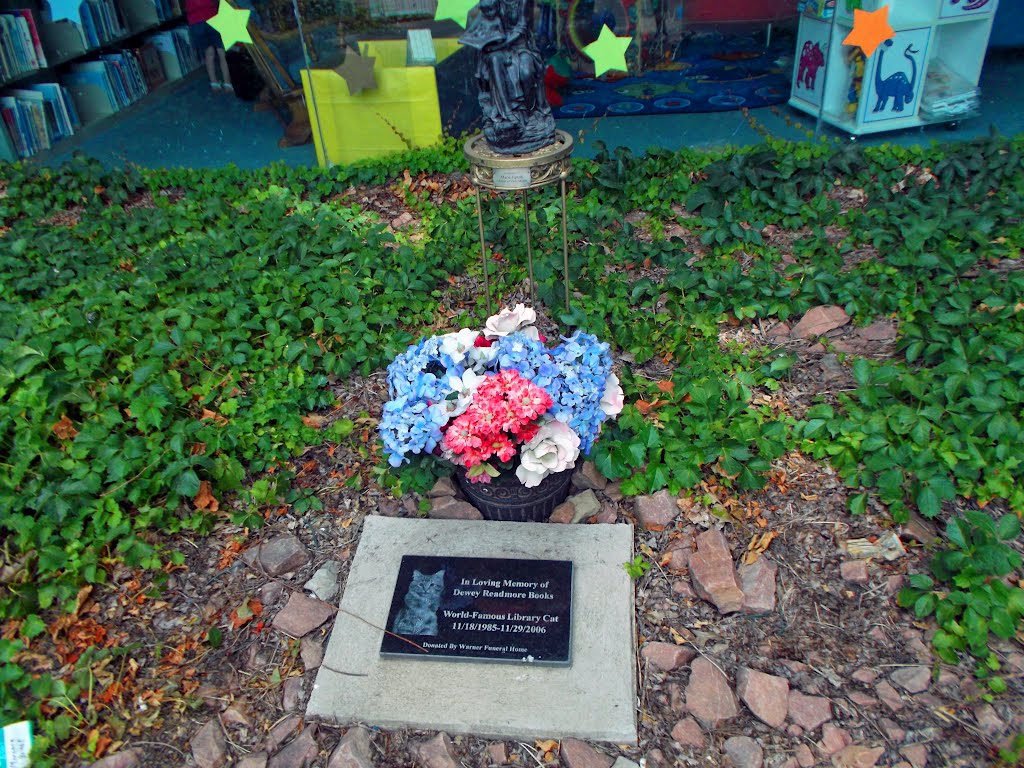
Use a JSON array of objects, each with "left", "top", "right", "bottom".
[{"left": 381, "top": 555, "right": 573, "bottom": 665}]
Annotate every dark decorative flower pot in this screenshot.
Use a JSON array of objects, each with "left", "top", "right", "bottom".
[{"left": 456, "top": 464, "right": 574, "bottom": 522}]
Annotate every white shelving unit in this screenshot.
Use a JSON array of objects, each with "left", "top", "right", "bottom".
[{"left": 788, "top": 0, "right": 999, "bottom": 135}]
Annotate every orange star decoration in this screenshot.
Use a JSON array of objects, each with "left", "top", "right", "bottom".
[{"left": 843, "top": 6, "right": 895, "bottom": 58}]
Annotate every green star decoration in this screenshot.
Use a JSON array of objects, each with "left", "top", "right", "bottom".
[
  {"left": 583, "top": 24, "right": 632, "bottom": 77},
  {"left": 207, "top": 0, "right": 252, "bottom": 50},
  {"left": 434, "top": 0, "right": 478, "bottom": 28},
  {"left": 333, "top": 47, "right": 378, "bottom": 95}
]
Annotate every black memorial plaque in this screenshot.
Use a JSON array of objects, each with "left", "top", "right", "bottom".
[{"left": 380, "top": 555, "right": 572, "bottom": 665}]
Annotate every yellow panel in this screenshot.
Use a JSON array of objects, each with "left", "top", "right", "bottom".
[
  {"left": 301, "top": 65, "right": 443, "bottom": 167},
  {"left": 434, "top": 38, "right": 463, "bottom": 63},
  {"left": 361, "top": 40, "right": 409, "bottom": 69}
]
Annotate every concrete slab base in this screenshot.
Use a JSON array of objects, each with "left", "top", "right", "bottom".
[{"left": 306, "top": 516, "right": 637, "bottom": 743}]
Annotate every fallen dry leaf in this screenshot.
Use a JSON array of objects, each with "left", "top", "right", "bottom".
[
  {"left": 301, "top": 414, "right": 326, "bottom": 429},
  {"left": 741, "top": 531, "right": 779, "bottom": 565},
  {"left": 52, "top": 415, "right": 78, "bottom": 440},
  {"left": 193, "top": 481, "right": 219, "bottom": 512},
  {"left": 635, "top": 398, "right": 666, "bottom": 415},
  {"left": 230, "top": 599, "right": 263, "bottom": 629},
  {"left": 201, "top": 408, "right": 228, "bottom": 426}
]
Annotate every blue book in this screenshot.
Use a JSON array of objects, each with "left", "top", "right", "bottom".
[
  {"left": 27, "top": 83, "right": 74, "bottom": 137},
  {"left": 67, "top": 63, "right": 117, "bottom": 108},
  {"left": 60, "top": 84, "right": 82, "bottom": 127},
  {"left": 78, "top": 2, "right": 99, "bottom": 47}
]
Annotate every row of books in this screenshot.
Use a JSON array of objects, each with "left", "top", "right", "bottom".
[
  {"left": 71, "top": 0, "right": 129, "bottom": 50},
  {"left": 0, "top": 11, "right": 48, "bottom": 84},
  {"left": 1, "top": 26, "right": 198, "bottom": 159},
  {"left": 1, "top": 82, "right": 80, "bottom": 157},
  {"left": 149, "top": 0, "right": 183, "bottom": 23}
]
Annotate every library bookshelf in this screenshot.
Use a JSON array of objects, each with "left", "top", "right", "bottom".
[
  {"left": 0, "top": 0, "right": 201, "bottom": 160},
  {"left": 788, "top": 0, "right": 999, "bottom": 136}
]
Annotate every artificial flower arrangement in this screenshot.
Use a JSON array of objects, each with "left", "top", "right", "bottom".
[{"left": 380, "top": 305, "right": 624, "bottom": 488}]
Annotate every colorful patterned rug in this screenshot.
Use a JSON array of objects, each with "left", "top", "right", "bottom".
[{"left": 554, "top": 30, "right": 795, "bottom": 118}]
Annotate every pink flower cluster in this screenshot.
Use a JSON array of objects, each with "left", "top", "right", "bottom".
[{"left": 441, "top": 370, "right": 553, "bottom": 473}]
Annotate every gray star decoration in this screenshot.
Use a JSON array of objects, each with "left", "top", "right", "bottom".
[{"left": 333, "top": 47, "right": 378, "bottom": 96}]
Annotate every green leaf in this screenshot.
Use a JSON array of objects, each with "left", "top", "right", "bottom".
[
  {"left": 908, "top": 573, "right": 934, "bottom": 590},
  {"left": 996, "top": 514, "right": 1021, "bottom": 541},
  {"left": 914, "top": 593, "right": 936, "bottom": 618},
  {"left": 174, "top": 470, "right": 201, "bottom": 498},
  {"left": 988, "top": 676, "right": 1007, "bottom": 694},
  {"left": 848, "top": 493, "right": 868, "bottom": 516},
  {"left": 946, "top": 518, "right": 970, "bottom": 549},
  {"left": 21, "top": 615, "right": 46, "bottom": 639},
  {"left": 916, "top": 485, "right": 941, "bottom": 518}
]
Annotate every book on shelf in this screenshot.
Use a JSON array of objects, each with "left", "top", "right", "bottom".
[
  {"left": 135, "top": 41, "right": 165, "bottom": 89},
  {"left": 13, "top": 11, "right": 47, "bottom": 68},
  {"left": 64, "top": 59, "right": 118, "bottom": 122},
  {"left": 1, "top": 82, "right": 80, "bottom": 156},
  {"left": 147, "top": 27, "right": 196, "bottom": 79},
  {"left": 0, "top": 11, "right": 48, "bottom": 82}
]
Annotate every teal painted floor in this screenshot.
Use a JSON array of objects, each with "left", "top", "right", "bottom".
[{"left": 39, "top": 47, "right": 1024, "bottom": 170}]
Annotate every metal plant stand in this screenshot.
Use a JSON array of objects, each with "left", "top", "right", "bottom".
[{"left": 464, "top": 129, "right": 574, "bottom": 315}]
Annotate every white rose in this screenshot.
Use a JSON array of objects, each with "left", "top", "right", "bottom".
[
  {"left": 519, "top": 326, "right": 541, "bottom": 342},
  {"left": 484, "top": 304, "right": 537, "bottom": 339},
  {"left": 516, "top": 419, "right": 581, "bottom": 488},
  {"left": 439, "top": 328, "right": 479, "bottom": 366},
  {"left": 438, "top": 369, "right": 483, "bottom": 419},
  {"left": 466, "top": 342, "right": 498, "bottom": 371},
  {"left": 599, "top": 372, "right": 624, "bottom": 417}
]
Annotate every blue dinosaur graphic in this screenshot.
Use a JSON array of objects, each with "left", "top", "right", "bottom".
[{"left": 872, "top": 39, "right": 919, "bottom": 113}]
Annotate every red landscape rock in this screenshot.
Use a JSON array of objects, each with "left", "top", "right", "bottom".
[
  {"left": 788, "top": 690, "right": 832, "bottom": 731},
  {"left": 723, "top": 736, "right": 763, "bottom": 768},
  {"left": 875, "top": 680, "right": 904, "bottom": 712},
  {"left": 272, "top": 593, "right": 336, "bottom": 638},
  {"left": 191, "top": 719, "right": 228, "bottom": 768},
  {"left": 890, "top": 665, "right": 931, "bottom": 694},
  {"left": 736, "top": 667, "right": 789, "bottom": 728},
  {"left": 633, "top": 490, "right": 680, "bottom": 530},
  {"left": 328, "top": 726, "right": 374, "bottom": 768},
  {"left": 560, "top": 738, "right": 614, "bottom": 768},
  {"left": 267, "top": 727, "right": 319, "bottom": 768},
  {"left": 830, "top": 745, "right": 885, "bottom": 768},
  {"left": 688, "top": 530, "right": 744, "bottom": 614},
  {"left": 641, "top": 641, "right": 696, "bottom": 672},
  {"left": 840, "top": 560, "right": 870, "bottom": 585},
  {"left": 429, "top": 497, "right": 484, "bottom": 520},
  {"left": 791, "top": 305, "right": 850, "bottom": 339},
  {"left": 414, "top": 732, "right": 459, "bottom": 768},
  {"left": 738, "top": 559, "right": 777, "bottom": 614},
  {"left": 856, "top": 320, "right": 898, "bottom": 341},
  {"left": 670, "top": 717, "right": 706, "bottom": 748},
  {"left": 685, "top": 657, "right": 739, "bottom": 728}
]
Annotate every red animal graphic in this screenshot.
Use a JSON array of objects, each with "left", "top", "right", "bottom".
[{"left": 797, "top": 41, "right": 825, "bottom": 90}]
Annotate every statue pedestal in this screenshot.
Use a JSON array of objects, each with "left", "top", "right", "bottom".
[{"left": 463, "top": 130, "right": 574, "bottom": 314}]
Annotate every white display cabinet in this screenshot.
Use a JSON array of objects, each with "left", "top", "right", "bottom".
[{"left": 789, "top": 0, "right": 999, "bottom": 135}]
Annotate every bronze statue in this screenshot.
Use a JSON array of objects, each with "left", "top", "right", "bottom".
[{"left": 459, "top": 0, "right": 557, "bottom": 155}]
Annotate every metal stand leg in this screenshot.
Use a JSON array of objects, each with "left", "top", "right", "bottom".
[
  {"left": 475, "top": 187, "right": 491, "bottom": 316},
  {"left": 560, "top": 178, "right": 570, "bottom": 312},
  {"left": 765, "top": 22, "right": 772, "bottom": 48},
  {"left": 522, "top": 189, "right": 536, "bottom": 306}
]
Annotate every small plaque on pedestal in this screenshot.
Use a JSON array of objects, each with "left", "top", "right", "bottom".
[
  {"left": 380, "top": 555, "right": 572, "bottom": 665},
  {"left": 492, "top": 168, "right": 532, "bottom": 189}
]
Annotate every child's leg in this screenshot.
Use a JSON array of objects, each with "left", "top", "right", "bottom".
[
  {"left": 205, "top": 45, "right": 219, "bottom": 87},
  {"left": 217, "top": 47, "right": 233, "bottom": 91}
]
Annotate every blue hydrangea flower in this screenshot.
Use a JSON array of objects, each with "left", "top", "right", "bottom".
[{"left": 379, "top": 328, "right": 617, "bottom": 465}]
